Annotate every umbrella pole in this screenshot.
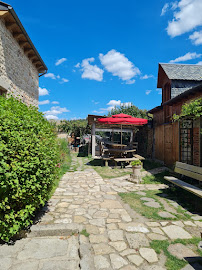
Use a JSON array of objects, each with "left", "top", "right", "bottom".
[{"left": 121, "top": 124, "right": 123, "bottom": 149}]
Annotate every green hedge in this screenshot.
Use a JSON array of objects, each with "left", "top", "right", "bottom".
[{"left": 0, "top": 96, "right": 59, "bottom": 241}]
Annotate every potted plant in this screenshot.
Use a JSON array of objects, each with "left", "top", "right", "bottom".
[{"left": 130, "top": 160, "right": 142, "bottom": 183}]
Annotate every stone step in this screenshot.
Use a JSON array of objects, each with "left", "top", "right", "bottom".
[{"left": 27, "top": 223, "right": 84, "bottom": 238}]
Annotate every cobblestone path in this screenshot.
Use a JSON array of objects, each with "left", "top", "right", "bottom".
[
  {"left": 38, "top": 168, "right": 201, "bottom": 269},
  {"left": 1, "top": 161, "right": 202, "bottom": 269}
]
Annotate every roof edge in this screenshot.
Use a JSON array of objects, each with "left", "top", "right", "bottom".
[{"left": 0, "top": 1, "right": 47, "bottom": 73}]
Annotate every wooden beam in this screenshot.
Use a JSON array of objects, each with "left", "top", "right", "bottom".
[
  {"left": 5, "top": 21, "right": 16, "bottom": 30},
  {"left": 0, "top": 11, "right": 9, "bottom": 18},
  {"left": 36, "top": 63, "right": 42, "bottom": 68},
  {"left": 32, "top": 59, "right": 40, "bottom": 64},
  {"left": 38, "top": 68, "right": 45, "bottom": 72},
  {"left": 29, "top": 55, "right": 37, "bottom": 61},
  {"left": 13, "top": 32, "right": 24, "bottom": 39},
  {"left": 24, "top": 48, "right": 32, "bottom": 54},
  {"left": 19, "top": 40, "right": 28, "bottom": 47}
]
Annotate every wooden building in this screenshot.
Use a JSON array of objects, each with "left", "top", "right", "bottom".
[{"left": 148, "top": 63, "right": 202, "bottom": 166}]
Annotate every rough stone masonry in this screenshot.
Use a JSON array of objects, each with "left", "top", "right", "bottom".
[{"left": 0, "top": 19, "right": 39, "bottom": 106}]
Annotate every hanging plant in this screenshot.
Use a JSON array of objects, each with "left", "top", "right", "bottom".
[{"left": 173, "top": 98, "right": 202, "bottom": 121}]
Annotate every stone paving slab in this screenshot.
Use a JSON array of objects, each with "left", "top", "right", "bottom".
[{"left": 0, "top": 236, "right": 80, "bottom": 270}]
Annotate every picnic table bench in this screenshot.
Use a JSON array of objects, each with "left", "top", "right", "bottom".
[
  {"left": 114, "top": 157, "right": 138, "bottom": 168},
  {"left": 164, "top": 161, "right": 202, "bottom": 198}
]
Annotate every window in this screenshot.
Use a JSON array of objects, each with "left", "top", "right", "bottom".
[{"left": 180, "top": 120, "right": 193, "bottom": 165}]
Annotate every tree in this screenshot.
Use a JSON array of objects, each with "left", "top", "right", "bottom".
[
  {"left": 58, "top": 119, "right": 91, "bottom": 137},
  {"left": 108, "top": 103, "right": 148, "bottom": 119}
]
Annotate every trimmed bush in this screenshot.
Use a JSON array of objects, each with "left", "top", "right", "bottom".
[{"left": 0, "top": 96, "right": 59, "bottom": 241}]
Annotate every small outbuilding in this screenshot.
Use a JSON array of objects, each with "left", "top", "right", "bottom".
[{"left": 148, "top": 63, "right": 202, "bottom": 166}]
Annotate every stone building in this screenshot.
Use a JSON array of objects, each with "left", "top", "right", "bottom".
[
  {"left": 148, "top": 63, "right": 202, "bottom": 166},
  {"left": 0, "top": 1, "right": 47, "bottom": 106}
]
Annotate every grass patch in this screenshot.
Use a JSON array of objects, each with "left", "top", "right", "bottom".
[
  {"left": 142, "top": 171, "right": 169, "bottom": 184},
  {"left": 150, "top": 240, "right": 187, "bottom": 270},
  {"left": 80, "top": 229, "right": 90, "bottom": 237},
  {"left": 119, "top": 191, "right": 166, "bottom": 220},
  {"left": 150, "top": 238, "right": 202, "bottom": 270},
  {"left": 119, "top": 190, "right": 193, "bottom": 220},
  {"left": 89, "top": 159, "right": 131, "bottom": 179}
]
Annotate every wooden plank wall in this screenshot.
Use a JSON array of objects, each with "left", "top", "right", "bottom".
[
  {"left": 154, "top": 123, "right": 179, "bottom": 165},
  {"left": 154, "top": 125, "right": 164, "bottom": 161}
]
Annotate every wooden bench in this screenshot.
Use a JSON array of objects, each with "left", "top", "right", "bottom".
[
  {"left": 114, "top": 157, "right": 138, "bottom": 168},
  {"left": 164, "top": 162, "right": 202, "bottom": 198},
  {"left": 101, "top": 156, "right": 114, "bottom": 167},
  {"left": 133, "top": 154, "right": 145, "bottom": 160}
]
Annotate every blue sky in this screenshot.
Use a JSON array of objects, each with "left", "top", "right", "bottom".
[{"left": 9, "top": 0, "right": 202, "bottom": 120}]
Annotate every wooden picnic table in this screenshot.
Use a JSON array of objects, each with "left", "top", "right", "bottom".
[
  {"left": 105, "top": 142, "right": 127, "bottom": 148},
  {"left": 105, "top": 148, "right": 136, "bottom": 158}
]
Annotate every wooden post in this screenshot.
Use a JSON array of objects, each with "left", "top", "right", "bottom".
[
  {"left": 121, "top": 124, "right": 123, "bottom": 149},
  {"left": 92, "top": 122, "right": 96, "bottom": 158}
]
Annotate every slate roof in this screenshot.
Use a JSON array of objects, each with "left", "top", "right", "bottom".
[{"left": 160, "top": 63, "right": 202, "bottom": 81}]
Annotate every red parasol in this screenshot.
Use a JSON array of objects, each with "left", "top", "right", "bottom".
[
  {"left": 97, "top": 114, "right": 148, "bottom": 146},
  {"left": 97, "top": 113, "right": 148, "bottom": 125}
]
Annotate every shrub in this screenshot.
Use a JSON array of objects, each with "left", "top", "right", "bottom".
[
  {"left": 0, "top": 96, "right": 59, "bottom": 242},
  {"left": 49, "top": 138, "right": 71, "bottom": 197},
  {"left": 131, "top": 160, "right": 142, "bottom": 166}
]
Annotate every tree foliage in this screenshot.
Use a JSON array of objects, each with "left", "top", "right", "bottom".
[
  {"left": 108, "top": 104, "right": 148, "bottom": 119},
  {"left": 0, "top": 96, "right": 59, "bottom": 241},
  {"left": 58, "top": 119, "right": 91, "bottom": 137},
  {"left": 173, "top": 98, "right": 202, "bottom": 121}
]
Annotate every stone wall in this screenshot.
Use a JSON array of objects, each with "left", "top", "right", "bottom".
[{"left": 0, "top": 19, "right": 39, "bottom": 106}]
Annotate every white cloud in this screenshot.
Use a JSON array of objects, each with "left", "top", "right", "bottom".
[
  {"left": 95, "top": 100, "right": 132, "bottom": 114},
  {"left": 171, "top": 1, "right": 178, "bottom": 10},
  {"left": 39, "top": 100, "right": 50, "bottom": 105},
  {"left": 45, "top": 115, "right": 59, "bottom": 120},
  {"left": 61, "top": 78, "right": 69, "bottom": 83},
  {"left": 52, "top": 101, "right": 59, "bottom": 104},
  {"left": 56, "top": 75, "right": 60, "bottom": 79},
  {"left": 197, "top": 61, "right": 202, "bottom": 65},
  {"left": 92, "top": 100, "right": 99, "bottom": 105},
  {"left": 55, "top": 58, "right": 67, "bottom": 66},
  {"left": 161, "top": 3, "right": 169, "bottom": 16},
  {"left": 107, "top": 100, "right": 121, "bottom": 107},
  {"left": 44, "top": 73, "right": 56, "bottom": 79},
  {"left": 75, "top": 63, "right": 80, "bottom": 68},
  {"left": 99, "top": 49, "right": 140, "bottom": 83},
  {"left": 189, "top": 30, "right": 202, "bottom": 45},
  {"left": 167, "top": 0, "right": 202, "bottom": 37},
  {"left": 126, "top": 79, "right": 135, "bottom": 84},
  {"left": 146, "top": 90, "right": 152, "bottom": 95},
  {"left": 39, "top": 87, "right": 49, "bottom": 96},
  {"left": 140, "top": 74, "right": 154, "bottom": 80},
  {"left": 81, "top": 57, "right": 104, "bottom": 81},
  {"left": 170, "top": 52, "right": 201, "bottom": 63},
  {"left": 161, "top": 2, "right": 178, "bottom": 16},
  {"left": 44, "top": 106, "right": 70, "bottom": 120},
  {"left": 156, "top": 89, "right": 162, "bottom": 95}
]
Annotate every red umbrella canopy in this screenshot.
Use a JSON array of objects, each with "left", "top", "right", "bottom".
[{"left": 97, "top": 113, "right": 148, "bottom": 125}]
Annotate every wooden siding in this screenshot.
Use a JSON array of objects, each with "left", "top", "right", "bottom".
[{"left": 154, "top": 123, "right": 179, "bottom": 165}]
